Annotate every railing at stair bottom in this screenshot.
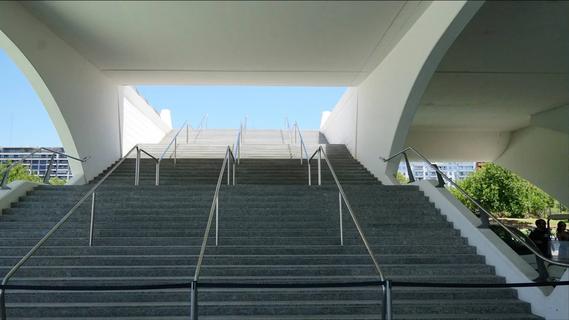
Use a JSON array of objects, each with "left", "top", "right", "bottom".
[
  {"left": 191, "top": 146, "right": 236, "bottom": 319},
  {"left": 0, "top": 144, "right": 156, "bottom": 320},
  {"left": 381, "top": 146, "right": 569, "bottom": 270},
  {"left": 0, "top": 148, "right": 89, "bottom": 189}
]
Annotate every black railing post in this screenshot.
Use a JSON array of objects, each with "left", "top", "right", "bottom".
[
  {"left": 478, "top": 207, "right": 490, "bottom": 228},
  {"left": 432, "top": 164, "right": 445, "bottom": 187},
  {"left": 402, "top": 152, "right": 415, "bottom": 183},
  {"left": 190, "top": 280, "right": 198, "bottom": 320},
  {"left": 383, "top": 280, "right": 392, "bottom": 320},
  {"left": 0, "top": 288, "right": 6, "bottom": 320},
  {"left": 43, "top": 153, "right": 56, "bottom": 184}
]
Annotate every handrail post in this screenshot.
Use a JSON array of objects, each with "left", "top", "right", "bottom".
[
  {"left": 135, "top": 147, "right": 141, "bottom": 186},
  {"left": 190, "top": 280, "right": 198, "bottom": 320},
  {"left": 339, "top": 192, "right": 344, "bottom": 246},
  {"left": 215, "top": 195, "right": 219, "bottom": 246},
  {"left": 317, "top": 148, "right": 322, "bottom": 186},
  {"left": 402, "top": 152, "right": 415, "bottom": 183},
  {"left": 43, "top": 153, "right": 56, "bottom": 184},
  {"left": 383, "top": 280, "right": 393, "bottom": 320},
  {"left": 0, "top": 287, "right": 6, "bottom": 320},
  {"left": 0, "top": 168, "right": 9, "bottom": 189},
  {"left": 433, "top": 164, "right": 445, "bottom": 187},
  {"left": 299, "top": 141, "right": 303, "bottom": 164},
  {"left": 478, "top": 207, "right": 490, "bottom": 228},
  {"left": 186, "top": 123, "right": 190, "bottom": 144},
  {"left": 232, "top": 162, "right": 236, "bottom": 186},
  {"left": 227, "top": 157, "right": 231, "bottom": 185},
  {"left": 155, "top": 162, "right": 160, "bottom": 186},
  {"left": 308, "top": 161, "right": 312, "bottom": 186},
  {"left": 173, "top": 137, "right": 177, "bottom": 167},
  {"left": 89, "top": 192, "right": 96, "bottom": 247}
]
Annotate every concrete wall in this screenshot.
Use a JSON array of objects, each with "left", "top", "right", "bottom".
[
  {"left": 405, "top": 128, "right": 511, "bottom": 162},
  {"left": 321, "top": 1, "right": 483, "bottom": 183},
  {"left": 417, "top": 180, "right": 569, "bottom": 320},
  {"left": 496, "top": 126, "right": 569, "bottom": 206},
  {"left": 320, "top": 88, "right": 358, "bottom": 156},
  {"left": 120, "top": 86, "right": 171, "bottom": 155},
  {"left": 0, "top": 2, "right": 121, "bottom": 183}
]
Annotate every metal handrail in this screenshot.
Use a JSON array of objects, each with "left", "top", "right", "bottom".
[
  {"left": 0, "top": 145, "right": 154, "bottom": 319},
  {"left": 0, "top": 148, "right": 88, "bottom": 188},
  {"left": 155, "top": 121, "right": 189, "bottom": 185},
  {"left": 193, "top": 147, "right": 236, "bottom": 281},
  {"left": 291, "top": 122, "right": 309, "bottom": 164},
  {"left": 308, "top": 146, "right": 385, "bottom": 281},
  {"left": 381, "top": 147, "right": 569, "bottom": 268},
  {"left": 233, "top": 126, "right": 242, "bottom": 165},
  {"left": 233, "top": 118, "right": 247, "bottom": 165},
  {"left": 191, "top": 114, "right": 209, "bottom": 142},
  {"left": 190, "top": 147, "right": 236, "bottom": 319}
]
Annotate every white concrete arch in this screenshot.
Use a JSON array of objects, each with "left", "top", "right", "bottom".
[
  {"left": 0, "top": 29, "right": 85, "bottom": 183},
  {"left": 322, "top": 1, "right": 483, "bottom": 182},
  {"left": 0, "top": 2, "right": 123, "bottom": 183}
]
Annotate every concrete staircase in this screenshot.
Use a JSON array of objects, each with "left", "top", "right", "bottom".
[
  {"left": 0, "top": 136, "right": 542, "bottom": 318},
  {"left": 137, "top": 127, "right": 325, "bottom": 160}
]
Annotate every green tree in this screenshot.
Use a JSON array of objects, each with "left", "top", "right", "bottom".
[
  {"left": 0, "top": 162, "right": 66, "bottom": 185},
  {"left": 395, "top": 171, "right": 408, "bottom": 184},
  {"left": 450, "top": 163, "right": 553, "bottom": 218}
]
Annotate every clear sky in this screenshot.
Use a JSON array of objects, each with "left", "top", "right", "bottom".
[
  {"left": 0, "top": 49, "right": 346, "bottom": 147},
  {"left": 136, "top": 85, "right": 346, "bottom": 130},
  {"left": 0, "top": 50, "right": 61, "bottom": 147}
]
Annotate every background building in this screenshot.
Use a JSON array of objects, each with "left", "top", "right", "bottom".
[
  {"left": 398, "top": 161, "right": 477, "bottom": 181},
  {"left": 0, "top": 147, "right": 72, "bottom": 180}
]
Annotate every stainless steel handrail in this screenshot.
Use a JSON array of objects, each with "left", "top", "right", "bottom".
[
  {"left": 193, "top": 147, "right": 236, "bottom": 282},
  {"left": 233, "top": 117, "right": 247, "bottom": 165},
  {"left": 0, "top": 144, "right": 155, "bottom": 319},
  {"left": 191, "top": 114, "right": 209, "bottom": 142},
  {"left": 0, "top": 148, "right": 89, "bottom": 189},
  {"left": 308, "top": 146, "right": 385, "bottom": 281},
  {"left": 292, "top": 122, "right": 309, "bottom": 165},
  {"left": 381, "top": 147, "right": 569, "bottom": 268},
  {"left": 159, "top": 121, "right": 188, "bottom": 163},
  {"left": 191, "top": 146, "right": 235, "bottom": 319}
]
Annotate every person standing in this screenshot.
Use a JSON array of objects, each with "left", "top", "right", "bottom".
[
  {"left": 556, "top": 221, "right": 569, "bottom": 261},
  {"left": 528, "top": 219, "right": 551, "bottom": 281}
]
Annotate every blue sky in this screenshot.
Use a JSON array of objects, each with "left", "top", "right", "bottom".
[
  {"left": 0, "top": 49, "right": 345, "bottom": 147},
  {"left": 136, "top": 85, "right": 346, "bottom": 130}
]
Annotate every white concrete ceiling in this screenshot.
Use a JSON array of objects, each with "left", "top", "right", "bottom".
[
  {"left": 414, "top": 1, "right": 569, "bottom": 132},
  {"left": 22, "top": 1, "right": 429, "bottom": 86}
]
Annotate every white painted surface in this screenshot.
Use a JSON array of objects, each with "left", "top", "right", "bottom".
[
  {"left": 20, "top": 1, "right": 430, "bottom": 85},
  {"left": 322, "top": 1, "right": 482, "bottom": 181},
  {"left": 417, "top": 180, "right": 569, "bottom": 320},
  {"left": 0, "top": 181, "right": 38, "bottom": 215},
  {"left": 496, "top": 126, "right": 569, "bottom": 206},
  {"left": 121, "top": 86, "right": 171, "bottom": 155},
  {"left": 320, "top": 88, "right": 358, "bottom": 156},
  {"left": 160, "top": 109, "right": 173, "bottom": 130},
  {"left": 405, "top": 128, "right": 511, "bottom": 162},
  {"left": 531, "top": 105, "right": 569, "bottom": 135},
  {"left": 0, "top": 2, "right": 121, "bottom": 183}
]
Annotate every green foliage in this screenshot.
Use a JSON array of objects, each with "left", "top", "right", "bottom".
[
  {"left": 450, "top": 163, "right": 554, "bottom": 218},
  {"left": 395, "top": 171, "right": 408, "bottom": 184},
  {"left": 0, "top": 162, "right": 66, "bottom": 185}
]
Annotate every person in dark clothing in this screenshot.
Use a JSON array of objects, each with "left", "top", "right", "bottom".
[{"left": 528, "top": 219, "right": 551, "bottom": 281}]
